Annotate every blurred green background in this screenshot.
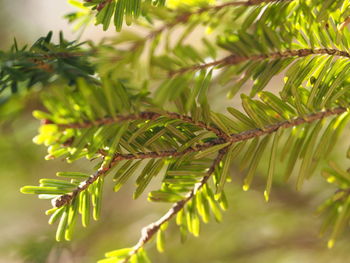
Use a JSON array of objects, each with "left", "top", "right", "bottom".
[{"left": 1, "top": 1, "right": 350, "bottom": 262}]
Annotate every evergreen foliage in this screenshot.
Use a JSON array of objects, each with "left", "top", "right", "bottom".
[
  {"left": 4, "top": 0, "right": 349, "bottom": 261},
  {"left": 0, "top": 32, "right": 94, "bottom": 104}
]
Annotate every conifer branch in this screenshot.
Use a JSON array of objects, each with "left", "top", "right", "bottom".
[
  {"left": 130, "top": 0, "right": 292, "bottom": 51},
  {"left": 54, "top": 107, "right": 347, "bottom": 208},
  {"left": 6, "top": 0, "right": 291, "bottom": 69},
  {"left": 170, "top": 48, "right": 350, "bottom": 76},
  {"left": 17, "top": 0, "right": 350, "bottom": 259},
  {"left": 106, "top": 106, "right": 346, "bottom": 160},
  {"left": 227, "top": 107, "right": 347, "bottom": 143},
  {"left": 47, "top": 111, "right": 228, "bottom": 139},
  {"left": 52, "top": 105, "right": 348, "bottom": 135},
  {"left": 120, "top": 106, "right": 347, "bottom": 261},
  {"left": 108, "top": 143, "right": 224, "bottom": 162},
  {"left": 122, "top": 150, "right": 228, "bottom": 262},
  {"left": 5, "top": 0, "right": 291, "bottom": 67}
]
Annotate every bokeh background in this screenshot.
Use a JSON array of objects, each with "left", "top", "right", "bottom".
[{"left": 1, "top": 1, "right": 350, "bottom": 262}]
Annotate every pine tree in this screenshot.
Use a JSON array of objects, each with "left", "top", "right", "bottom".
[{"left": 2, "top": 0, "right": 349, "bottom": 262}]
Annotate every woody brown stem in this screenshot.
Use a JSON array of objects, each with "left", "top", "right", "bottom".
[
  {"left": 169, "top": 48, "right": 350, "bottom": 76},
  {"left": 46, "top": 111, "right": 228, "bottom": 139},
  {"left": 122, "top": 149, "right": 228, "bottom": 262},
  {"left": 129, "top": 0, "right": 292, "bottom": 52}
]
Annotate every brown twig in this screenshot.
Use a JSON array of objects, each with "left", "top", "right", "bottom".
[
  {"left": 50, "top": 106, "right": 347, "bottom": 141},
  {"left": 169, "top": 48, "right": 350, "bottom": 76},
  {"left": 129, "top": 0, "right": 293, "bottom": 52},
  {"left": 122, "top": 149, "right": 228, "bottom": 262},
  {"left": 54, "top": 160, "right": 110, "bottom": 207},
  {"left": 46, "top": 111, "right": 228, "bottom": 139}
]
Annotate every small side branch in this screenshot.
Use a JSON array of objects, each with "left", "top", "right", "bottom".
[
  {"left": 123, "top": 150, "right": 228, "bottom": 262},
  {"left": 130, "top": 0, "right": 293, "bottom": 51},
  {"left": 169, "top": 48, "right": 350, "bottom": 76},
  {"left": 46, "top": 111, "right": 228, "bottom": 139},
  {"left": 228, "top": 107, "right": 347, "bottom": 143},
  {"left": 54, "top": 161, "right": 111, "bottom": 207}
]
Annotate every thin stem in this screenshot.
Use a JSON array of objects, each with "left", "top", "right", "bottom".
[
  {"left": 52, "top": 106, "right": 348, "bottom": 152},
  {"left": 54, "top": 159, "right": 110, "bottom": 207},
  {"left": 123, "top": 149, "right": 228, "bottom": 262},
  {"left": 227, "top": 107, "right": 347, "bottom": 143},
  {"left": 170, "top": 48, "right": 350, "bottom": 76},
  {"left": 46, "top": 111, "right": 228, "bottom": 139},
  {"left": 130, "top": 0, "right": 292, "bottom": 51},
  {"left": 52, "top": 106, "right": 347, "bottom": 141},
  {"left": 108, "top": 142, "right": 225, "bottom": 162}
]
